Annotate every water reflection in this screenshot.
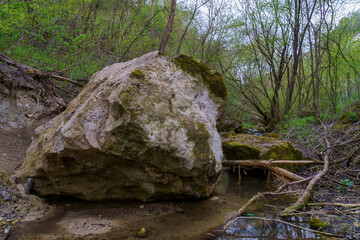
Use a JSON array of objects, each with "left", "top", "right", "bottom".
[
  {"left": 218, "top": 174, "right": 320, "bottom": 240},
  {"left": 220, "top": 217, "right": 319, "bottom": 239}
]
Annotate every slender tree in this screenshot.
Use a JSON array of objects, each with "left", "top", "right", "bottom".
[{"left": 159, "top": 0, "right": 177, "bottom": 54}]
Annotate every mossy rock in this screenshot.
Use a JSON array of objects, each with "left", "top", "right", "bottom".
[
  {"left": 309, "top": 217, "right": 330, "bottom": 230},
  {"left": 19, "top": 51, "right": 224, "bottom": 201},
  {"left": 173, "top": 54, "right": 227, "bottom": 100},
  {"left": 337, "top": 101, "right": 360, "bottom": 124},
  {"left": 217, "top": 118, "right": 244, "bottom": 133},
  {"left": 262, "top": 132, "right": 281, "bottom": 139},
  {"left": 334, "top": 101, "right": 360, "bottom": 133},
  {"left": 222, "top": 133, "right": 303, "bottom": 161},
  {"left": 222, "top": 140, "right": 261, "bottom": 160}
]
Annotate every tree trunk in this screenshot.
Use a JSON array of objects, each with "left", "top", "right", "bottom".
[
  {"left": 151, "top": 0, "right": 155, "bottom": 51},
  {"left": 159, "top": 0, "right": 177, "bottom": 54}
]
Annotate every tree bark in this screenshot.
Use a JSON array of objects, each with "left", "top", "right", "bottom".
[{"left": 159, "top": 0, "right": 177, "bottom": 54}]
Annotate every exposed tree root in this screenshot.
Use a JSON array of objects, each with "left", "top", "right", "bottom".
[{"left": 0, "top": 52, "right": 84, "bottom": 94}]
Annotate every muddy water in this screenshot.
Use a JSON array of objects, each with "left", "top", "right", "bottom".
[{"left": 14, "top": 173, "right": 319, "bottom": 240}]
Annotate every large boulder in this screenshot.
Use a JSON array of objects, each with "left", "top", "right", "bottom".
[
  {"left": 0, "top": 63, "right": 66, "bottom": 130},
  {"left": 222, "top": 133, "right": 303, "bottom": 160},
  {"left": 20, "top": 51, "right": 227, "bottom": 201}
]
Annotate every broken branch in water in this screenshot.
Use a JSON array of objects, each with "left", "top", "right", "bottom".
[
  {"left": 223, "top": 190, "right": 299, "bottom": 231},
  {"left": 223, "top": 216, "right": 340, "bottom": 238}
]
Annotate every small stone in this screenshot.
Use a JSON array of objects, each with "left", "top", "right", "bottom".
[
  {"left": 139, "top": 205, "right": 144, "bottom": 209},
  {"left": 137, "top": 227, "right": 147, "bottom": 238},
  {"left": 175, "top": 207, "right": 184, "bottom": 213},
  {"left": 98, "top": 214, "right": 102, "bottom": 219},
  {"left": 209, "top": 196, "right": 219, "bottom": 201}
]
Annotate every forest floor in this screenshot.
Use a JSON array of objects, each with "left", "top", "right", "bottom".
[
  {"left": 0, "top": 120, "right": 359, "bottom": 239},
  {"left": 284, "top": 130, "right": 360, "bottom": 239}
]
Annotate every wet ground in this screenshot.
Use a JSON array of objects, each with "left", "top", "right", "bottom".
[
  {"left": 3, "top": 173, "right": 322, "bottom": 240},
  {"left": 10, "top": 174, "right": 264, "bottom": 239}
]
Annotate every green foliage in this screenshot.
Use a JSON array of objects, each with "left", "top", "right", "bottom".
[
  {"left": 243, "top": 122, "right": 259, "bottom": 129},
  {"left": 0, "top": 0, "right": 225, "bottom": 86},
  {"left": 346, "top": 112, "right": 358, "bottom": 123},
  {"left": 277, "top": 116, "right": 318, "bottom": 147},
  {"left": 336, "top": 179, "right": 354, "bottom": 189}
]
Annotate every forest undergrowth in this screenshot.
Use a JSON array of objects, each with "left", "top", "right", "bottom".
[{"left": 272, "top": 113, "right": 360, "bottom": 238}]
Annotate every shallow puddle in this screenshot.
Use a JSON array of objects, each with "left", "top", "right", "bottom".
[{"left": 13, "top": 173, "right": 320, "bottom": 239}]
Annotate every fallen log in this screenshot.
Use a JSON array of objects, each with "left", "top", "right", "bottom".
[
  {"left": 223, "top": 160, "right": 306, "bottom": 182},
  {"left": 0, "top": 52, "right": 84, "bottom": 87},
  {"left": 223, "top": 159, "right": 322, "bottom": 165}
]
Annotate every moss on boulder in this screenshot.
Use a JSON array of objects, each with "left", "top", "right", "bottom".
[
  {"left": 222, "top": 133, "right": 303, "bottom": 161},
  {"left": 173, "top": 54, "right": 227, "bottom": 100},
  {"left": 130, "top": 69, "right": 145, "bottom": 80}
]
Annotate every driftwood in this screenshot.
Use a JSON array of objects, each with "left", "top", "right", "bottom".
[
  {"left": 223, "top": 160, "right": 308, "bottom": 182},
  {"left": 0, "top": 52, "right": 84, "bottom": 87}
]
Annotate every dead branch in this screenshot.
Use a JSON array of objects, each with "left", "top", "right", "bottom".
[
  {"left": 281, "top": 126, "right": 331, "bottom": 215},
  {"left": 307, "top": 202, "right": 360, "bottom": 208},
  {"left": 330, "top": 146, "right": 359, "bottom": 165},
  {"left": 223, "top": 190, "right": 299, "bottom": 231},
  {"left": 0, "top": 52, "right": 84, "bottom": 87},
  {"left": 223, "top": 159, "right": 322, "bottom": 165},
  {"left": 223, "top": 160, "right": 306, "bottom": 182}
]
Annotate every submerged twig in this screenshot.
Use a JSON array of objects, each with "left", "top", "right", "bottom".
[{"left": 223, "top": 216, "right": 340, "bottom": 238}]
